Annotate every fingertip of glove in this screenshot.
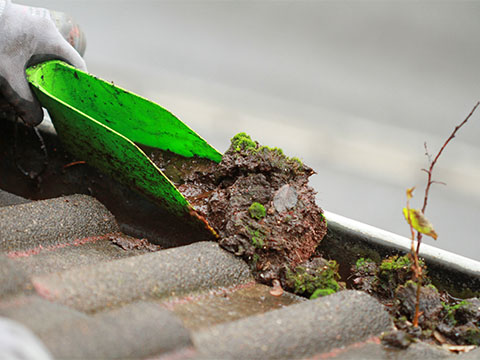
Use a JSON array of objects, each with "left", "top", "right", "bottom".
[{"left": 18, "top": 102, "right": 44, "bottom": 127}]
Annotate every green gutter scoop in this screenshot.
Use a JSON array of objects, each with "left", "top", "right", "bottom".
[{"left": 26, "top": 60, "right": 221, "bottom": 238}]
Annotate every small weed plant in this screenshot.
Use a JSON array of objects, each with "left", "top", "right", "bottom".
[{"left": 403, "top": 102, "right": 480, "bottom": 327}]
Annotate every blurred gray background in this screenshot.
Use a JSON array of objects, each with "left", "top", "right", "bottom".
[{"left": 23, "top": 0, "right": 480, "bottom": 260}]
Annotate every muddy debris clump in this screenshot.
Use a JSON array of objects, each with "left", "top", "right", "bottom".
[{"left": 166, "top": 133, "right": 328, "bottom": 287}]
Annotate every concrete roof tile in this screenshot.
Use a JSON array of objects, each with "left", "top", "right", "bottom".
[
  {"left": 0, "top": 190, "right": 30, "bottom": 207},
  {"left": 193, "top": 290, "right": 394, "bottom": 360},
  {"left": 0, "top": 194, "right": 119, "bottom": 252},
  {"left": 9, "top": 233, "right": 155, "bottom": 275},
  {"left": 0, "top": 295, "right": 88, "bottom": 335},
  {"left": 44, "top": 301, "right": 192, "bottom": 359},
  {"left": 315, "top": 340, "right": 452, "bottom": 360},
  {"left": 458, "top": 347, "right": 480, "bottom": 360},
  {"left": 31, "top": 242, "right": 253, "bottom": 313},
  {"left": 164, "top": 282, "right": 303, "bottom": 331},
  {"left": 0, "top": 256, "right": 32, "bottom": 297}
]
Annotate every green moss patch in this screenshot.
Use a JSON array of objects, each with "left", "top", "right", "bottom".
[
  {"left": 231, "top": 132, "right": 257, "bottom": 153},
  {"left": 249, "top": 202, "right": 266, "bottom": 220},
  {"left": 285, "top": 259, "right": 340, "bottom": 299},
  {"left": 229, "top": 132, "right": 304, "bottom": 172}
]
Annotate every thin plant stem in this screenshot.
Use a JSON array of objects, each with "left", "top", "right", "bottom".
[
  {"left": 406, "top": 190, "right": 422, "bottom": 327},
  {"left": 406, "top": 101, "right": 479, "bottom": 328},
  {"left": 416, "top": 101, "right": 480, "bottom": 255},
  {"left": 416, "top": 233, "right": 423, "bottom": 256},
  {"left": 421, "top": 101, "right": 480, "bottom": 213},
  {"left": 413, "top": 271, "right": 422, "bottom": 327}
]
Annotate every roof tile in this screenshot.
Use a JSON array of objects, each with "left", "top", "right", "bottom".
[
  {"left": 0, "top": 256, "right": 32, "bottom": 297},
  {"left": 0, "top": 295, "right": 88, "bottom": 335},
  {"left": 0, "top": 190, "right": 30, "bottom": 207},
  {"left": 313, "top": 339, "right": 452, "bottom": 360},
  {"left": 0, "top": 194, "right": 119, "bottom": 252},
  {"left": 31, "top": 241, "right": 252, "bottom": 313},
  {"left": 193, "top": 290, "right": 393, "bottom": 360},
  {"left": 9, "top": 233, "right": 154, "bottom": 275},
  {"left": 44, "top": 301, "right": 191, "bottom": 359},
  {"left": 165, "top": 282, "right": 303, "bottom": 331}
]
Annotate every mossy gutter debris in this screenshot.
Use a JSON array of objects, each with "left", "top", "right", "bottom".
[{"left": 352, "top": 255, "right": 480, "bottom": 350}]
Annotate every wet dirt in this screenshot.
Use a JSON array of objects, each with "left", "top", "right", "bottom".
[{"left": 146, "top": 133, "right": 328, "bottom": 286}]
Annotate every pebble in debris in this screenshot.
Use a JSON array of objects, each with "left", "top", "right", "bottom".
[{"left": 273, "top": 184, "right": 298, "bottom": 213}]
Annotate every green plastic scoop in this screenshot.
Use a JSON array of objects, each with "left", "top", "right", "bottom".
[{"left": 26, "top": 60, "right": 221, "bottom": 237}]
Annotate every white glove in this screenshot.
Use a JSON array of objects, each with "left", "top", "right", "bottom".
[
  {"left": 0, "top": 0, "right": 87, "bottom": 126},
  {"left": 0, "top": 317, "right": 53, "bottom": 360}
]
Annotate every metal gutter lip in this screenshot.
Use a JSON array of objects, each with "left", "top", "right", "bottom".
[{"left": 324, "top": 210, "right": 480, "bottom": 279}]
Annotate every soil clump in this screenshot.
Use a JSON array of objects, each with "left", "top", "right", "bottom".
[{"left": 148, "top": 133, "right": 328, "bottom": 288}]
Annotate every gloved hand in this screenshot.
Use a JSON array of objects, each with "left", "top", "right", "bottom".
[{"left": 0, "top": 0, "right": 87, "bottom": 126}]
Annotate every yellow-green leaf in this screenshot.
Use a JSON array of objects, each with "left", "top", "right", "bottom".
[{"left": 403, "top": 208, "right": 438, "bottom": 240}]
